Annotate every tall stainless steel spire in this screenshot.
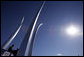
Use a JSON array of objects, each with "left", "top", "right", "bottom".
[
  {"left": 28, "top": 23, "right": 43, "bottom": 56},
  {"left": 2, "top": 17, "right": 24, "bottom": 49},
  {"left": 24, "top": 1, "right": 45, "bottom": 56}
]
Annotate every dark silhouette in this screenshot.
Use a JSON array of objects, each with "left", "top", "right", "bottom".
[
  {"left": 8, "top": 44, "right": 14, "bottom": 56},
  {"left": 8, "top": 44, "right": 14, "bottom": 52},
  {"left": 12, "top": 48, "right": 19, "bottom": 56},
  {"left": 7, "top": 44, "right": 19, "bottom": 56}
]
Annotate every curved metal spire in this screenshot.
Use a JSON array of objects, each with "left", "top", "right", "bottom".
[
  {"left": 28, "top": 23, "right": 43, "bottom": 56},
  {"left": 2, "top": 16, "right": 24, "bottom": 49},
  {"left": 24, "top": 1, "right": 45, "bottom": 56}
]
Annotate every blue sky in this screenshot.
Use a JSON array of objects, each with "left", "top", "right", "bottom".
[{"left": 1, "top": 1, "right": 83, "bottom": 56}]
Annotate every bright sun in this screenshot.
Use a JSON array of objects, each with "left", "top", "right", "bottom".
[{"left": 66, "top": 25, "right": 79, "bottom": 36}]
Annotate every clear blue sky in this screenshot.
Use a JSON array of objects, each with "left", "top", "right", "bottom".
[{"left": 1, "top": 1, "right": 83, "bottom": 56}]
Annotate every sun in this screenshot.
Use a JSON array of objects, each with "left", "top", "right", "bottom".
[{"left": 66, "top": 25, "right": 79, "bottom": 36}]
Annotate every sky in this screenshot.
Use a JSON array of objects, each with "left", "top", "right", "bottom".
[{"left": 1, "top": 1, "right": 83, "bottom": 56}]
